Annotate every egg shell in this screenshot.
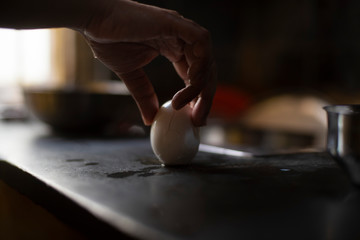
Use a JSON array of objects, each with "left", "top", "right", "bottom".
[{"left": 150, "top": 101, "right": 200, "bottom": 166}]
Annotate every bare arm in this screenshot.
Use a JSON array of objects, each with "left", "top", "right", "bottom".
[
  {"left": 0, "top": 0, "right": 217, "bottom": 126},
  {"left": 0, "top": 0, "right": 96, "bottom": 30}
]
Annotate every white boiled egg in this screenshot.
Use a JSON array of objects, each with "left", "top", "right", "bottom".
[{"left": 150, "top": 100, "right": 200, "bottom": 166}]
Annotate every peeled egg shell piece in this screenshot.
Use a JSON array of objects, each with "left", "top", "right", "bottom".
[{"left": 150, "top": 101, "right": 200, "bottom": 166}]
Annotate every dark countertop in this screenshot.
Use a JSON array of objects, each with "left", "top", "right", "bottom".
[{"left": 0, "top": 122, "right": 358, "bottom": 240}]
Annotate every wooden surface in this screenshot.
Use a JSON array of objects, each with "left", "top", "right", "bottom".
[
  {"left": 0, "top": 122, "right": 358, "bottom": 240},
  {"left": 0, "top": 180, "right": 85, "bottom": 240}
]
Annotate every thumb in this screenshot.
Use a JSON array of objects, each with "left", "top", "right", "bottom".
[{"left": 118, "top": 69, "right": 159, "bottom": 126}]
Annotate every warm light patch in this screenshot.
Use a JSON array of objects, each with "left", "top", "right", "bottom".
[{"left": 0, "top": 29, "right": 52, "bottom": 87}]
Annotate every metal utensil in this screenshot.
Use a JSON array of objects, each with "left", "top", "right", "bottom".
[
  {"left": 324, "top": 105, "right": 360, "bottom": 186},
  {"left": 199, "top": 144, "right": 253, "bottom": 157}
]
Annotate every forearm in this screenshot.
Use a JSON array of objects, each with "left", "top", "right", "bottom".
[{"left": 0, "top": 0, "right": 102, "bottom": 31}]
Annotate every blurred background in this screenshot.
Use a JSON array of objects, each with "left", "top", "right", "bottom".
[{"left": 1, "top": 0, "right": 360, "bottom": 153}]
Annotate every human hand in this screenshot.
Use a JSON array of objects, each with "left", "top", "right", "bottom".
[{"left": 83, "top": 0, "right": 216, "bottom": 126}]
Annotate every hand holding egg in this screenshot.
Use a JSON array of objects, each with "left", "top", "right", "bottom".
[{"left": 150, "top": 100, "right": 200, "bottom": 166}]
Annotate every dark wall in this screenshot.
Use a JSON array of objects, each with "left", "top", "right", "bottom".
[{"left": 135, "top": 0, "right": 360, "bottom": 103}]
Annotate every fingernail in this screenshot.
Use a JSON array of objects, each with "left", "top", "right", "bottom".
[{"left": 142, "top": 116, "right": 152, "bottom": 126}]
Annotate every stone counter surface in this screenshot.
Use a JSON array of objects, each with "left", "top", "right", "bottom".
[{"left": 0, "top": 122, "right": 357, "bottom": 240}]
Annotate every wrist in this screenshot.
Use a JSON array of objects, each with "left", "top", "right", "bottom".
[
  {"left": 69, "top": 0, "right": 99, "bottom": 32},
  {"left": 81, "top": 0, "right": 120, "bottom": 38}
]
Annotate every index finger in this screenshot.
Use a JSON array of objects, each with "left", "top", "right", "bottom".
[
  {"left": 119, "top": 69, "right": 159, "bottom": 126},
  {"left": 171, "top": 19, "right": 213, "bottom": 99}
]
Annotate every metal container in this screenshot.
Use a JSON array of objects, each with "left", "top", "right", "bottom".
[{"left": 324, "top": 105, "right": 360, "bottom": 186}]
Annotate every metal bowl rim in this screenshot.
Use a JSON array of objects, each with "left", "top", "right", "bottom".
[{"left": 323, "top": 104, "right": 360, "bottom": 115}]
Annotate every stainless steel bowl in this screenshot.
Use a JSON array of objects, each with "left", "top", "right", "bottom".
[{"left": 324, "top": 105, "right": 360, "bottom": 186}]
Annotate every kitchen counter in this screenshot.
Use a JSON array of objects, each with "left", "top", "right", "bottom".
[{"left": 0, "top": 122, "right": 358, "bottom": 240}]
